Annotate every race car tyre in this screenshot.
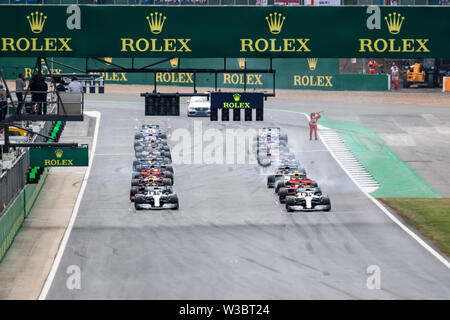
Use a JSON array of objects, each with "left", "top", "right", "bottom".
[
  {"left": 163, "top": 145, "right": 170, "bottom": 151},
  {"left": 163, "top": 152, "right": 172, "bottom": 160},
  {"left": 130, "top": 187, "right": 139, "bottom": 201},
  {"left": 275, "top": 181, "right": 285, "bottom": 193},
  {"left": 166, "top": 166, "right": 174, "bottom": 173},
  {"left": 135, "top": 152, "right": 143, "bottom": 158},
  {"left": 278, "top": 188, "right": 288, "bottom": 202},
  {"left": 285, "top": 196, "right": 295, "bottom": 212},
  {"left": 135, "top": 133, "right": 143, "bottom": 140},
  {"left": 131, "top": 172, "right": 141, "bottom": 179},
  {"left": 135, "top": 146, "right": 143, "bottom": 153},
  {"left": 309, "top": 180, "right": 319, "bottom": 188},
  {"left": 322, "top": 196, "right": 331, "bottom": 212},
  {"left": 163, "top": 178, "right": 173, "bottom": 186},
  {"left": 159, "top": 133, "right": 167, "bottom": 139},
  {"left": 164, "top": 172, "right": 173, "bottom": 180},
  {"left": 133, "top": 160, "right": 140, "bottom": 167},
  {"left": 134, "top": 195, "right": 144, "bottom": 210},
  {"left": 131, "top": 179, "right": 140, "bottom": 187},
  {"left": 168, "top": 194, "right": 179, "bottom": 210}
]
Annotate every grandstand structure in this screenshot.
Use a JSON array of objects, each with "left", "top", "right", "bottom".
[{"left": 0, "top": 0, "right": 448, "bottom": 6}]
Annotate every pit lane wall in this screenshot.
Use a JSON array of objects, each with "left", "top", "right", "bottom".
[
  {"left": 0, "top": 58, "right": 389, "bottom": 91},
  {"left": 0, "top": 168, "right": 49, "bottom": 263}
]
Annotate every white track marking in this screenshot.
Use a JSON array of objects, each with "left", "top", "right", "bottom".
[
  {"left": 316, "top": 124, "right": 380, "bottom": 192},
  {"left": 38, "top": 111, "right": 102, "bottom": 300},
  {"left": 303, "top": 113, "right": 450, "bottom": 269}
]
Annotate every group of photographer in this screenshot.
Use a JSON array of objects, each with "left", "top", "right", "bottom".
[{"left": 0, "top": 74, "right": 84, "bottom": 121}]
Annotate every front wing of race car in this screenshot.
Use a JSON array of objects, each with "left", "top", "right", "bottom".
[
  {"left": 134, "top": 195, "right": 178, "bottom": 210},
  {"left": 135, "top": 202, "right": 178, "bottom": 210},
  {"left": 285, "top": 196, "right": 331, "bottom": 212}
]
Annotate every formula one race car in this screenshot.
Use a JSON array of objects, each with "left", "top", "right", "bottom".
[
  {"left": 134, "top": 161, "right": 173, "bottom": 173},
  {"left": 132, "top": 168, "right": 173, "bottom": 181},
  {"left": 131, "top": 176, "right": 173, "bottom": 187},
  {"left": 134, "top": 162, "right": 174, "bottom": 173},
  {"left": 130, "top": 184, "right": 173, "bottom": 202},
  {"left": 134, "top": 186, "right": 179, "bottom": 210},
  {"left": 135, "top": 126, "right": 167, "bottom": 140},
  {"left": 274, "top": 174, "right": 318, "bottom": 193},
  {"left": 134, "top": 142, "right": 170, "bottom": 153},
  {"left": 267, "top": 167, "right": 307, "bottom": 188},
  {"left": 133, "top": 156, "right": 171, "bottom": 169},
  {"left": 277, "top": 179, "right": 319, "bottom": 203},
  {"left": 285, "top": 187, "right": 331, "bottom": 212},
  {"left": 257, "top": 144, "right": 291, "bottom": 167},
  {"left": 257, "top": 127, "right": 288, "bottom": 144},
  {"left": 135, "top": 149, "right": 172, "bottom": 160}
]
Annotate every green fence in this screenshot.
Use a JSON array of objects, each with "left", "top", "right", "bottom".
[{"left": 0, "top": 168, "right": 49, "bottom": 263}]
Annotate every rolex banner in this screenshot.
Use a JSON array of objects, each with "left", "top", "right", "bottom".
[
  {"left": 0, "top": 5, "right": 448, "bottom": 58},
  {"left": 0, "top": 57, "right": 389, "bottom": 91},
  {"left": 29, "top": 147, "right": 89, "bottom": 167}
]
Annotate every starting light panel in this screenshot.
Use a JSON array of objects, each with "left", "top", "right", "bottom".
[
  {"left": 143, "top": 93, "right": 180, "bottom": 116},
  {"left": 210, "top": 92, "right": 264, "bottom": 121}
]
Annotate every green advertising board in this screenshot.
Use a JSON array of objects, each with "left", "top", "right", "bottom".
[
  {"left": 29, "top": 147, "right": 89, "bottom": 167},
  {"left": 1, "top": 57, "right": 389, "bottom": 91},
  {"left": 0, "top": 5, "right": 448, "bottom": 58}
]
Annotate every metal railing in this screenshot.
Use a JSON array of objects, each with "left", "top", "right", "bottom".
[
  {"left": 0, "top": 151, "right": 28, "bottom": 216},
  {"left": 0, "top": 98, "right": 55, "bottom": 217}
]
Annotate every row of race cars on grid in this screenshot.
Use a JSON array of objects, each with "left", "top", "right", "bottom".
[
  {"left": 256, "top": 127, "right": 331, "bottom": 212},
  {"left": 130, "top": 124, "right": 179, "bottom": 210}
]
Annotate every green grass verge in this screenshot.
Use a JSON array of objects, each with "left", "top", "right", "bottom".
[
  {"left": 381, "top": 198, "right": 450, "bottom": 256},
  {"left": 318, "top": 115, "right": 442, "bottom": 199}
]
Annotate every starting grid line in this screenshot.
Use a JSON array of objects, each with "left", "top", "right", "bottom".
[{"left": 318, "top": 127, "right": 380, "bottom": 193}]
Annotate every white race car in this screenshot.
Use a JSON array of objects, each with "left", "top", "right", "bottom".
[
  {"left": 134, "top": 187, "right": 179, "bottom": 210},
  {"left": 285, "top": 187, "right": 331, "bottom": 212}
]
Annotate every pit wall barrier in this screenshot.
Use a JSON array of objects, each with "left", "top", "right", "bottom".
[
  {"left": 0, "top": 57, "right": 389, "bottom": 91},
  {"left": 0, "top": 168, "right": 49, "bottom": 263}
]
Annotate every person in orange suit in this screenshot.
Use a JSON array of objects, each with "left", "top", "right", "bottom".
[
  {"left": 309, "top": 111, "right": 321, "bottom": 140},
  {"left": 368, "top": 59, "right": 378, "bottom": 74},
  {"left": 391, "top": 63, "right": 400, "bottom": 90}
]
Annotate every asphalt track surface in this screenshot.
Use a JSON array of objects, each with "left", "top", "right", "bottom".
[{"left": 45, "top": 100, "right": 450, "bottom": 299}]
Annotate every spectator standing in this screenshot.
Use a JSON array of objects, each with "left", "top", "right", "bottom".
[
  {"left": 15, "top": 73, "right": 26, "bottom": 110},
  {"left": 368, "top": 59, "right": 378, "bottom": 74},
  {"left": 56, "top": 79, "right": 67, "bottom": 92},
  {"left": 37, "top": 76, "right": 48, "bottom": 115},
  {"left": 29, "top": 75, "right": 39, "bottom": 114},
  {"left": 391, "top": 63, "right": 400, "bottom": 90},
  {"left": 68, "top": 76, "right": 83, "bottom": 93},
  {"left": 31, "top": 76, "right": 48, "bottom": 115},
  {"left": 0, "top": 84, "right": 7, "bottom": 121}
]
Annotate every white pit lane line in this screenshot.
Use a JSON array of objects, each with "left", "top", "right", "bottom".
[
  {"left": 39, "top": 111, "right": 102, "bottom": 300},
  {"left": 301, "top": 113, "right": 450, "bottom": 269}
]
